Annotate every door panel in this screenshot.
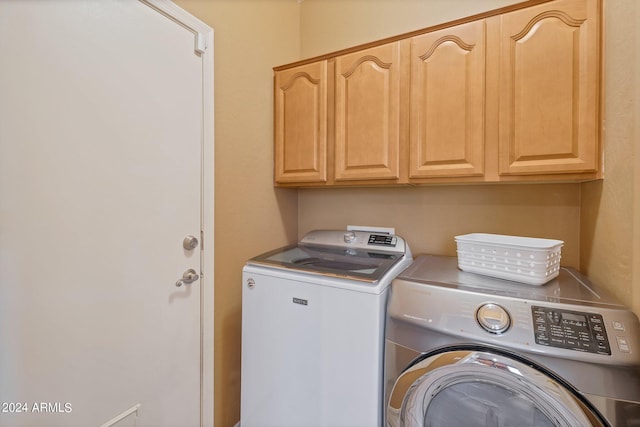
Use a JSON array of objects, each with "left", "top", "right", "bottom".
[
  {"left": 0, "top": 1, "right": 207, "bottom": 425},
  {"left": 334, "top": 42, "right": 402, "bottom": 181},
  {"left": 274, "top": 61, "right": 328, "bottom": 184},
  {"left": 498, "top": 0, "right": 600, "bottom": 175},
  {"left": 410, "top": 21, "right": 485, "bottom": 178}
]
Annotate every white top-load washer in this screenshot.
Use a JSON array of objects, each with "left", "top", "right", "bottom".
[{"left": 241, "top": 227, "right": 412, "bottom": 427}]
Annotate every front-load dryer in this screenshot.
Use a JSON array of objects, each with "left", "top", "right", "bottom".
[
  {"left": 241, "top": 227, "right": 412, "bottom": 427},
  {"left": 385, "top": 255, "right": 640, "bottom": 427}
]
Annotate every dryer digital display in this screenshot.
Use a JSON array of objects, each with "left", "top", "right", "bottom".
[{"left": 532, "top": 306, "right": 611, "bottom": 355}]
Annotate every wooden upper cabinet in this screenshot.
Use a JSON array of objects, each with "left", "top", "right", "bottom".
[
  {"left": 496, "top": 0, "right": 600, "bottom": 176},
  {"left": 334, "top": 42, "right": 403, "bottom": 181},
  {"left": 274, "top": 61, "right": 327, "bottom": 184},
  {"left": 272, "top": 0, "right": 602, "bottom": 187},
  {"left": 409, "top": 21, "right": 486, "bottom": 179}
]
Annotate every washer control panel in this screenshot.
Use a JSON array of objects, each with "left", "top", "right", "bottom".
[
  {"left": 367, "top": 234, "right": 397, "bottom": 247},
  {"left": 532, "top": 306, "right": 611, "bottom": 355},
  {"left": 300, "top": 229, "right": 406, "bottom": 254}
]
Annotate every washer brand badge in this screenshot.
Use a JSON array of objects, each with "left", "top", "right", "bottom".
[{"left": 293, "top": 297, "right": 308, "bottom": 306}]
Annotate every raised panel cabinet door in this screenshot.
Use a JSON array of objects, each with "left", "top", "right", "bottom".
[
  {"left": 409, "top": 20, "right": 486, "bottom": 179},
  {"left": 274, "top": 61, "right": 328, "bottom": 183},
  {"left": 334, "top": 42, "right": 402, "bottom": 181},
  {"left": 498, "top": 0, "right": 600, "bottom": 175}
]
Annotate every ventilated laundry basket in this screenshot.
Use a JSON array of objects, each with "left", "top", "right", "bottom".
[{"left": 455, "top": 233, "right": 563, "bottom": 285}]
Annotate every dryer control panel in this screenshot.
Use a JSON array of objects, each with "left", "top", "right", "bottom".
[
  {"left": 532, "top": 306, "right": 611, "bottom": 355},
  {"left": 390, "top": 255, "right": 640, "bottom": 366}
]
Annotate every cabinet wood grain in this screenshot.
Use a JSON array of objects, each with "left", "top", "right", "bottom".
[
  {"left": 409, "top": 21, "right": 486, "bottom": 179},
  {"left": 334, "top": 42, "right": 403, "bottom": 181},
  {"left": 497, "top": 0, "right": 600, "bottom": 176},
  {"left": 274, "top": 61, "right": 328, "bottom": 183}
]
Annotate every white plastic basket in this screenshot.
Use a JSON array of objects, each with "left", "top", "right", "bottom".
[{"left": 455, "top": 233, "right": 564, "bottom": 285}]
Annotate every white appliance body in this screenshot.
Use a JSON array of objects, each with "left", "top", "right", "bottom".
[{"left": 241, "top": 229, "right": 412, "bottom": 427}]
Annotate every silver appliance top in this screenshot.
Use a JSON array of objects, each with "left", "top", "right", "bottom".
[
  {"left": 247, "top": 229, "right": 412, "bottom": 283},
  {"left": 389, "top": 255, "right": 640, "bottom": 366},
  {"left": 398, "top": 254, "right": 624, "bottom": 308}
]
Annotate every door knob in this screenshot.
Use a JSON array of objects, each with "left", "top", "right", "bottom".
[
  {"left": 175, "top": 268, "right": 200, "bottom": 287},
  {"left": 183, "top": 235, "right": 199, "bottom": 250}
]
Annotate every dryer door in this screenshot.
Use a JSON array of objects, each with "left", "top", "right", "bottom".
[{"left": 388, "top": 347, "right": 606, "bottom": 427}]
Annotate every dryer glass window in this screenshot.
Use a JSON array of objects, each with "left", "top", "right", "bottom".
[
  {"left": 389, "top": 351, "right": 596, "bottom": 427},
  {"left": 423, "top": 381, "right": 554, "bottom": 427}
]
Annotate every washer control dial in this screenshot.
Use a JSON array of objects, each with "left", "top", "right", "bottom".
[
  {"left": 343, "top": 231, "right": 357, "bottom": 243},
  {"left": 477, "top": 303, "right": 511, "bottom": 334}
]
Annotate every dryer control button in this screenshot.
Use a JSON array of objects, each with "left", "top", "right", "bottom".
[
  {"left": 613, "top": 320, "right": 625, "bottom": 331},
  {"left": 617, "top": 336, "right": 631, "bottom": 353},
  {"left": 477, "top": 303, "right": 511, "bottom": 334}
]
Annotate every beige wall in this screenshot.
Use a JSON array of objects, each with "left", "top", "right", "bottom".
[
  {"left": 300, "top": 0, "right": 522, "bottom": 57},
  {"left": 172, "top": 1, "right": 300, "bottom": 425},
  {"left": 299, "top": 185, "right": 581, "bottom": 266},
  {"left": 581, "top": 0, "right": 640, "bottom": 315},
  {"left": 635, "top": 1, "right": 640, "bottom": 317}
]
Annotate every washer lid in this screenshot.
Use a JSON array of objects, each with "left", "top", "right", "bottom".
[
  {"left": 248, "top": 244, "right": 404, "bottom": 283},
  {"left": 247, "top": 230, "right": 410, "bottom": 283}
]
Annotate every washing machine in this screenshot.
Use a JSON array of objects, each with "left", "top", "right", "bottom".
[
  {"left": 241, "top": 227, "right": 413, "bottom": 427},
  {"left": 385, "top": 255, "right": 640, "bottom": 427}
]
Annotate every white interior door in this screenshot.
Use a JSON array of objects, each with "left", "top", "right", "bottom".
[{"left": 0, "top": 1, "right": 214, "bottom": 426}]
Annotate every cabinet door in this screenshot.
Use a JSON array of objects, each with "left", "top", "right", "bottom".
[
  {"left": 498, "top": 0, "right": 600, "bottom": 176},
  {"left": 409, "top": 21, "right": 485, "bottom": 179},
  {"left": 274, "top": 61, "right": 327, "bottom": 183},
  {"left": 334, "top": 42, "right": 403, "bottom": 181}
]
